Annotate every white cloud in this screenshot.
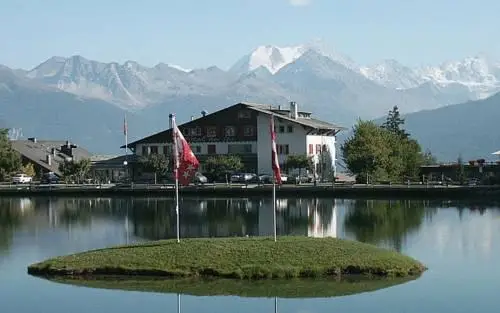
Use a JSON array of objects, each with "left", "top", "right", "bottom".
[{"left": 289, "top": 0, "right": 312, "bottom": 6}]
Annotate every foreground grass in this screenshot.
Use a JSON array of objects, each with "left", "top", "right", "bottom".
[
  {"left": 28, "top": 237, "right": 426, "bottom": 279},
  {"left": 50, "top": 276, "right": 417, "bottom": 298}
]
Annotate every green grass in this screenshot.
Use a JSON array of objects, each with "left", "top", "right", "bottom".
[
  {"left": 49, "top": 276, "right": 417, "bottom": 298},
  {"left": 28, "top": 237, "right": 426, "bottom": 279}
]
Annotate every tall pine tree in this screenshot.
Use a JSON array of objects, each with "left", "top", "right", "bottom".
[{"left": 381, "top": 106, "right": 409, "bottom": 139}]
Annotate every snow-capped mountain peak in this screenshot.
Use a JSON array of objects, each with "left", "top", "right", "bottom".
[
  {"left": 230, "top": 44, "right": 306, "bottom": 75},
  {"left": 360, "top": 59, "right": 425, "bottom": 89}
]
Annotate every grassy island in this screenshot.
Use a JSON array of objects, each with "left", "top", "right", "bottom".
[{"left": 28, "top": 237, "right": 426, "bottom": 280}]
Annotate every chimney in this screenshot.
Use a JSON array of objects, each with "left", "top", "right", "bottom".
[
  {"left": 169, "top": 114, "right": 173, "bottom": 129},
  {"left": 46, "top": 154, "right": 52, "bottom": 166},
  {"left": 191, "top": 116, "right": 194, "bottom": 121},
  {"left": 290, "top": 101, "right": 298, "bottom": 119},
  {"left": 28, "top": 137, "right": 37, "bottom": 143},
  {"left": 51, "top": 147, "right": 56, "bottom": 156},
  {"left": 66, "top": 140, "right": 70, "bottom": 147}
]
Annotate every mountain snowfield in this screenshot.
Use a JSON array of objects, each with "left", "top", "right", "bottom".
[
  {"left": 9, "top": 42, "right": 500, "bottom": 111},
  {"left": 1, "top": 41, "right": 500, "bottom": 158}
]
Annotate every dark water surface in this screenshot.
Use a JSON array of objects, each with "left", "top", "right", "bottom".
[{"left": 1, "top": 197, "right": 499, "bottom": 312}]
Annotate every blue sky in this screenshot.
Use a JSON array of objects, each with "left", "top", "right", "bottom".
[{"left": 1, "top": 0, "right": 500, "bottom": 70}]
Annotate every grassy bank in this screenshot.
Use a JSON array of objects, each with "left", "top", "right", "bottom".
[
  {"left": 49, "top": 276, "right": 417, "bottom": 298},
  {"left": 28, "top": 237, "right": 426, "bottom": 279},
  {"left": 3, "top": 183, "right": 500, "bottom": 199}
]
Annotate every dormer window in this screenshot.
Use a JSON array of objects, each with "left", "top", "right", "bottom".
[{"left": 238, "top": 110, "right": 251, "bottom": 119}]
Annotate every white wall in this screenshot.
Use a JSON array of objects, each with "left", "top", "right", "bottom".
[
  {"left": 256, "top": 113, "right": 307, "bottom": 174},
  {"left": 306, "top": 134, "right": 337, "bottom": 175}
]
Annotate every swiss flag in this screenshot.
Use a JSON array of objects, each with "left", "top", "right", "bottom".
[
  {"left": 270, "top": 114, "right": 282, "bottom": 184},
  {"left": 172, "top": 117, "right": 200, "bottom": 186}
]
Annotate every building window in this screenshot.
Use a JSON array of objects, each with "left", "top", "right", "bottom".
[
  {"left": 322, "top": 144, "right": 328, "bottom": 152},
  {"left": 308, "top": 144, "right": 313, "bottom": 154},
  {"left": 208, "top": 144, "right": 216, "bottom": 154},
  {"left": 190, "top": 127, "right": 201, "bottom": 136},
  {"left": 225, "top": 126, "right": 236, "bottom": 137},
  {"left": 238, "top": 110, "right": 251, "bottom": 119},
  {"left": 228, "top": 144, "right": 252, "bottom": 154},
  {"left": 277, "top": 144, "right": 289, "bottom": 155},
  {"left": 316, "top": 144, "right": 321, "bottom": 154},
  {"left": 192, "top": 145, "right": 202, "bottom": 154},
  {"left": 287, "top": 125, "right": 293, "bottom": 133},
  {"left": 150, "top": 145, "right": 158, "bottom": 154},
  {"left": 142, "top": 146, "right": 148, "bottom": 155},
  {"left": 279, "top": 125, "right": 285, "bottom": 133},
  {"left": 207, "top": 126, "right": 217, "bottom": 138},
  {"left": 243, "top": 126, "right": 254, "bottom": 136}
]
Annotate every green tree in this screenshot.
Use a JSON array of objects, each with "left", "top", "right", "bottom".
[
  {"left": 75, "top": 158, "right": 92, "bottom": 183},
  {"left": 342, "top": 111, "right": 429, "bottom": 183},
  {"left": 0, "top": 129, "right": 22, "bottom": 181},
  {"left": 286, "top": 154, "right": 313, "bottom": 184},
  {"left": 139, "top": 154, "right": 169, "bottom": 184},
  {"left": 381, "top": 105, "right": 408, "bottom": 139},
  {"left": 341, "top": 120, "right": 392, "bottom": 183},
  {"left": 58, "top": 158, "right": 92, "bottom": 183},
  {"left": 22, "top": 163, "right": 36, "bottom": 178},
  {"left": 204, "top": 155, "right": 243, "bottom": 182}
]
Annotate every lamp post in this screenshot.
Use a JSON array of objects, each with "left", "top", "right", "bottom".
[{"left": 123, "top": 160, "right": 129, "bottom": 183}]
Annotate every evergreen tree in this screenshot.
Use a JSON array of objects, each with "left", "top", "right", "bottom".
[
  {"left": 0, "top": 129, "right": 22, "bottom": 180},
  {"left": 381, "top": 106, "right": 409, "bottom": 139}
]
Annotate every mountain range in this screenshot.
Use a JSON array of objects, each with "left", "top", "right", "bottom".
[{"left": 1, "top": 41, "right": 499, "bottom": 161}]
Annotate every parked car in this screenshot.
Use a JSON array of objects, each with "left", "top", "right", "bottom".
[
  {"left": 41, "top": 172, "right": 60, "bottom": 184},
  {"left": 12, "top": 173, "right": 32, "bottom": 184},
  {"left": 258, "top": 173, "right": 288, "bottom": 184},
  {"left": 231, "top": 173, "right": 258, "bottom": 183},
  {"left": 193, "top": 172, "right": 208, "bottom": 184}
]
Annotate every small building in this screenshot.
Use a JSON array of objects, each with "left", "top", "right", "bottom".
[
  {"left": 90, "top": 154, "right": 139, "bottom": 183},
  {"left": 123, "top": 102, "right": 345, "bottom": 177},
  {"left": 11, "top": 137, "right": 92, "bottom": 177}
]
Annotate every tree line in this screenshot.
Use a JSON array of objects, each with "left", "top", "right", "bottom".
[{"left": 341, "top": 106, "right": 435, "bottom": 183}]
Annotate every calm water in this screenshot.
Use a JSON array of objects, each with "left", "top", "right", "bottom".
[{"left": 1, "top": 196, "right": 500, "bottom": 312}]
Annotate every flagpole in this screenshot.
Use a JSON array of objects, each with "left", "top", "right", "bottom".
[
  {"left": 124, "top": 113, "right": 128, "bottom": 160},
  {"left": 271, "top": 114, "right": 277, "bottom": 242},
  {"left": 274, "top": 297, "right": 278, "bottom": 313},
  {"left": 177, "top": 293, "right": 181, "bottom": 313},
  {"left": 171, "top": 113, "right": 180, "bottom": 243},
  {"left": 273, "top": 175, "right": 277, "bottom": 242}
]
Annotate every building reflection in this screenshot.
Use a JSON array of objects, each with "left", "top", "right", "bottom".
[{"left": 1, "top": 196, "right": 499, "bottom": 257}]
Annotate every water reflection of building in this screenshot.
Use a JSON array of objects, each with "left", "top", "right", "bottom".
[{"left": 258, "top": 198, "right": 338, "bottom": 238}]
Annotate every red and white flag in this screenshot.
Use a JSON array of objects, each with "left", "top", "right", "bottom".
[
  {"left": 270, "top": 114, "right": 282, "bottom": 184},
  {"left": 172, "top": 117, "right": 200, "bottom": 186}
]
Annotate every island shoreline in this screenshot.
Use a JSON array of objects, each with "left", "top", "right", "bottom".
[{"left": 27, "top": 237, "right": 427, "bottom": 280}]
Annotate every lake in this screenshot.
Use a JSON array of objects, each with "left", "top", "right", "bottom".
[{"left": 1, "top": 196, "right": 499, "bottom": 312}]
